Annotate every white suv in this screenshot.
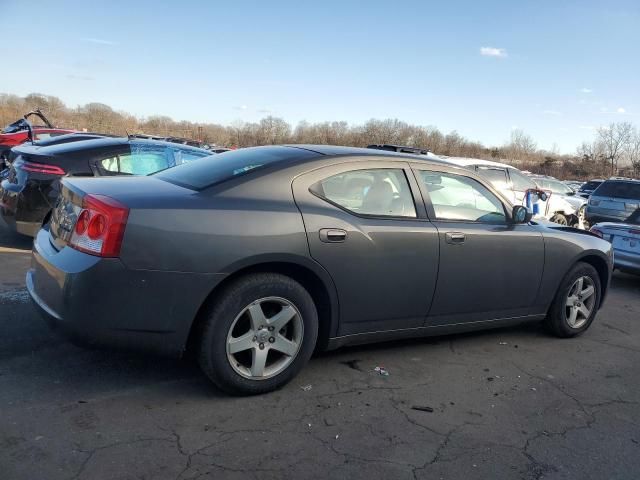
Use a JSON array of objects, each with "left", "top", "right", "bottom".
[{"left": 440, "top": 157, "right": 579, "bottom": 226}]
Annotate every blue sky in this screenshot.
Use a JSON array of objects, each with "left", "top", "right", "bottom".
[{"left": 2, "top": 0, "right": 639, "bottom": 153}]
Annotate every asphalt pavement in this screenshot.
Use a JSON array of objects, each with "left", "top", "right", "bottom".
[{"left": 1, "top": 224, "right": 639, "bottom": 480}]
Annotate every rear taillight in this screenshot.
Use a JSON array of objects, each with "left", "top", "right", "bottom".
[
  {"left": 69, "top": 194, "right": 129, "bottom": 257},
  {"left": 590, "top": 227, "right": 603, "bottom": 238},
  {"left": 19, "top": 161, "right": 66, "bottom": 175}
]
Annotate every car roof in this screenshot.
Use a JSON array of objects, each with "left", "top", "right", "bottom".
[
  {"left": 14, "top": 136, "right": 211, "bottom": 156},
  {"left": 285, "top": 144, "right": 447, "bottom": 164},
  {"left": 437, "top": 156, "right": 514, "bottom": 169}
]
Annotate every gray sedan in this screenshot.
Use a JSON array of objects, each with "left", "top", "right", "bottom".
[{"left": 27, "top": 145, "right": 613, "bottom": 395}]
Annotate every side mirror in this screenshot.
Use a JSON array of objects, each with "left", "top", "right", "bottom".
[
  {"left": 537, "top": 190, "right": 548, "bottom": 201},
  {"left": 566, "top": 191, "right": 575, "bottom": 196},
  {"left": 512, "top": 205, "right": 531, "bottom": 224}
]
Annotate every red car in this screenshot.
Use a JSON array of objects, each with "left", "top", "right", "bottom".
[{"left": 0, "top": 110, "right": 75, "bottom": 168}]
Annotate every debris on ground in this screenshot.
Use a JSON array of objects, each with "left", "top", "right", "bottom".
[
  {"left": 374, "top": 366, "right": 389, "bottom": 376},
  {"left": 300, "top": 384, "right": 312, "bottom": 391},
  {"left": 411, "top": 405, "right": 434, "bottom": 413},
  {"left": 487, "top": 377, "right": 494, "bottom": 382},
  {"left": 499, "top": 342, "right": 508, "bottom": 345}
]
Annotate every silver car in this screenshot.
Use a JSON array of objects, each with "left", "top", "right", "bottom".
[
  {"left": 531, "top": 176, "right": 588, "bottom": 227},
  {"left": 585, "top": 179, "right": 640, "bottom": 224},
  {"left": 591, "top": 213, "right": 640, "bottom": 275}
]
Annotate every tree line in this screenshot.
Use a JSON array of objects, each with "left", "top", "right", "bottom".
[{"left": 1, "top": 92, "right": 638, "bottom": 180}]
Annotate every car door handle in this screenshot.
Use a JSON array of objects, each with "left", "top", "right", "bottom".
[
  {"left": 445, "top": 232, "right": 466, "bottom": 244},
  {"left": 319, "top": 228, "right": 347, "bottom": 243}
]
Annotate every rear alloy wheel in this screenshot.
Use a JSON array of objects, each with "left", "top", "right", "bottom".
[
  {"left": 545, "top": 262, "right": 601, "bottom": 337},
  {"left": 550, "top": 213, "right": 568, "bottom": 226},
  {"left": 198, "top": 273, "right": 318, "bottom": 395},
  {"left": 226, "top": 297, "right": 304, "bottom": 379}
]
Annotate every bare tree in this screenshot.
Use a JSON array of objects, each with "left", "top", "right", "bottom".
[
  {"left": 597, "top": 122, "right": 633, "bottom": 175},
  {"left": 624, "top": 127, "right": 640, "bottom": 176},
  {"left": 506, "top": 129, "right": 537, "bottom": 160}
]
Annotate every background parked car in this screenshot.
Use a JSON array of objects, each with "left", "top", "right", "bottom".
[
  {"left": 585, "top": 178, "right": 640, "bottom": 225},
  {"left": 530, "top": 176, "right": 588, "bottom": 227},
  {"left": 577, "top": 179, "right": 605, "bottom": 199},
  {"left": 441, "top": 157, "right": 580, "bottom": 226},
  {"left": 563, "top": 180, "right": 585, "bottom": 191},
  {"left": 0, "top": 110, "right": 75, "bottom": 168},
  {"left": 0, "top": 137, "right": 211, "bottom": 236},
  {"left": 591, "top": 212, "right": 640, "bottom": 275}
]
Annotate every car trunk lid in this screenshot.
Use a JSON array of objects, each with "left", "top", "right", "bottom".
[{"left": 49, "top": 176, "right": 194, "bottom": 251}]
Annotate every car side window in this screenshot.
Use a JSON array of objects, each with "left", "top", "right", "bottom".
[
  {"left": 509, "top": 169, "right": 536, "bottom": 191},
  {"left": 311, "top": 168, "right": 417, "bottom": 218},
  {"left": 476, "top": 167, "right": 509, "bottom": 191},
  {"left": 101, "top": 146, "right": 171, "bottom": 175},
  {"left": 419, "top": 171, "right": 506, "bottom": 223}
]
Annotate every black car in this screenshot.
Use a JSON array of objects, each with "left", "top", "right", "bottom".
[
  {"left": 577, "top": 179, "right": 604, "bottom": 199},
  {"left": 0, "top": 137, "right": 212, "bottom": 236}
]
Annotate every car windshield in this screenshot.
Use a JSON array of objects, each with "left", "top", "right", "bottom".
[
  {"left": 153, "top": 146, "right": 318, "bottom": 190},
  {"left": 593, "top": 181, "right": 640, "bottom": 200}
]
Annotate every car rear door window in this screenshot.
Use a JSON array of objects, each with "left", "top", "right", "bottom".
[
  {"left": 311, "top": 169, "right": 417, "bottom": 218},
  {"left": 100, "top": 144, "right": 173, "bottom": 175},
  {"left": 419, "top": 171, "right": 506, "bottom": 223}
]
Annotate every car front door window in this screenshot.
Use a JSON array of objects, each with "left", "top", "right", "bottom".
[{"left": 419, "top": 171, "right": 506, "bottom": 223}]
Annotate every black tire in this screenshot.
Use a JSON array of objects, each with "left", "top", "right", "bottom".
[
  {"left": 198, "top": 273, "right": 318, "bottom": 395},
  {"left": 545, "top": 262, "right": 601, "bottom": 338},
  {"left": 550, "top": 213, "right": 568, "bottom": 226}
]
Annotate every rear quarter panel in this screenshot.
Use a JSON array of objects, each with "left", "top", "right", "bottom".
[{"left": 118, "top": 175, "right": 311, "bottom": 274}]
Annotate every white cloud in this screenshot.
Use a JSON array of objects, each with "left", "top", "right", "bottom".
[
  {"left": 82, "top": 37, "right": 117, "bottom": 46},
  {"left": 233, "top": 105, "right": 248, "bottom": 111},
  {"left": 579, "top": 88, "right": 593, "bottom": 94},
  {"left": 617, "top": 107, "right": 626, "bottom": 114},
  {"left": 257, "top": 109, "right": 271, "bottom": 114},
  {"left": 480, "top": 47, "right": 508, "bottom": 58},
  {"left": 543, "top": 110, "right": 562, "bottom": 116}
]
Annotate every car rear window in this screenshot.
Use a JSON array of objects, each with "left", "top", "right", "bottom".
[
  {"left": 153, "top": 146, "right": 318, "bottom": 190},
  {"left": 593, "top": 181, "right": 640, "bottom": 200},
  {"left": 581, "top": 180, "right": 602, "bottom": 191}
]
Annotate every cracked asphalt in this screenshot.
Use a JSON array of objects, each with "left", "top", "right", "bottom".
[{"left": 1, "top": 224, "right": 639, "bottom": 480}]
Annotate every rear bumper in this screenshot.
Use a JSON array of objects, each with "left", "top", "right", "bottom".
[
  {"left": 28, "top": 228, "right": 226, "bottom": 357},
  {"left": 585, "top": 207, "right": 629, "bottom": 224}
]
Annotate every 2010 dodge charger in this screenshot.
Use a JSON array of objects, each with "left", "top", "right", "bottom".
[{"left": 27, "top": 145, "right": 613, "bottom": 395}]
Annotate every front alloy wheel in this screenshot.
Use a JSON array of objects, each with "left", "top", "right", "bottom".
[
  {"left": 545, "top": 262, "right": 601, "bottom": 338},
  {"left": 226, "top": 297, "right": 303, "bottom": 379},
  {"left": 564, "top": 276, "right": 596, "bottom": 328}
]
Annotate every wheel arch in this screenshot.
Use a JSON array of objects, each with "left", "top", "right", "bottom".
[
  {"left": 574, "top": 252, "right": 611, "bottom": 307},
  {"left": 185, "top": 255, "right": 340, "bottom": 356}
]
